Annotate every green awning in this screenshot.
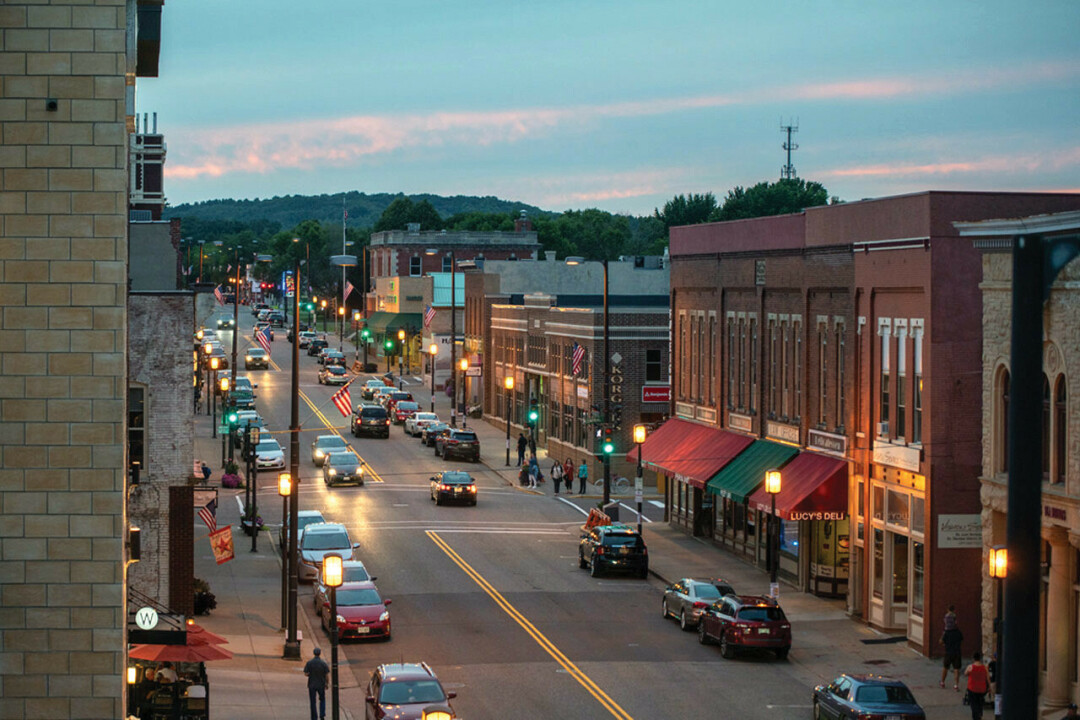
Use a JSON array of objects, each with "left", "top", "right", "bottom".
[
  {"left": 364, "top": 312, "right": 422, "bottom": 335},
  {"left": 706, "top": 440, "right": 799, "bottom": 502}
]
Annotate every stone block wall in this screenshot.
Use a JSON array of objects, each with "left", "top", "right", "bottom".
[{"left": 0, "top": 2, "right": 129, "bottom": 717}]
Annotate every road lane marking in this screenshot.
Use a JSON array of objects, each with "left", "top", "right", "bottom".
[
  {"left": 427, "top": 531, "right": 634, "bottom": 720},
  {"left": 618, "top": 503, "right": 652, "bottom": 522},
  {"left": 557, "top": 497, "right": 590, "bottom": 516},
  {"left": 648, "top": 500, "right": 665, "bottom": 508}
]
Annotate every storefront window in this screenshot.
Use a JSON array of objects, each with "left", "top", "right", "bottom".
[
  {"left": 873, "top": 529, "right": 884, "bottom": 598},
  {"left": 872, "top": 484, "right": 885, "bottom": 522},
  {"left": 892, "top": 534, "right": 909, "bottom": 604},
  {"left": 912, "top": 541, "right": 924, "bottom": 616},
  {"left": 911, "top": 495, "right": 925, "bottom": 535},
  {"left": 887, "top": 489, "right": 909, "bottom": 529},
  {"left": 779, "top": 519, "right": 799, "bottom": 558}
]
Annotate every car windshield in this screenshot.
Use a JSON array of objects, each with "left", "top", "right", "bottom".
[
  {"left": 256, "top": 440, "right": 279, "bottom": 452},
  {"left": 379, "top": 680, "right": 445, "bottom": 705},
  {"left": 343, "top": 565, "right": 370, "bottom": 582},
  {"left": 692, "top": 583, "right": 723, "bottom": 599},
  {"left": 336, "top": 587, "right": 382, "bottom": 606},
  {"left": 737, "top": 606, "right": 785, "bottom": 622},
  {"left": 397, "top": 402, "right": 418, "bottom": 411},
  {"left": 247, "top": 350, "right": 265, "bottom": 357},
  {"left": 328, "top": 454, "right": 359, "bottom": 469},
  {"left": 361, "top": 408, "right": 387, "bottom": 417},
  {"left": 297, "top": 515, "right": 324, "bottom": 531},
  {"left": 415, "top": 413, "right": 437, "bottom": 422},
  {"left": 453, "top": 432, "right": 478, "bottom": 441},
  {"left": 327, "top": 366, "right": 345, "bottom": 374},
  {"left": 316, "top": 437, "right": 347, "bottom": 450},
  {"left": 301, "top": 531, "right": 349, "bottom": 550},
  {"left": 855, "top": 684, "right": 916, "bottom": 704}
]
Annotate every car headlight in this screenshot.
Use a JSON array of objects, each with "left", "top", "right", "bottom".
[
  {"left": 328, "top": 469, "right": 336, "bottom": 475},
  {"left": 357, "top": 467, "right": 364, "bottom": 475},
  {"left": 315, "top": 450, "right": 324, "bottom": 458},
  {"left": 337, "top": 615, "right": 347, "bottom": 625},
  {"left": 379, "top": 611, "right": 389, "bottom": 622}
]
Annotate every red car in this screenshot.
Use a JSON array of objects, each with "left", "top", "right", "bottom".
[
  {"left": 319, "top": 581, "right": 391, "bottom": 641},
  {"left": 697, "top": 594, "right": 791, "bottom": 660},
  {"left": 392, "top": 401, "right": 420, "bottom": 425}
]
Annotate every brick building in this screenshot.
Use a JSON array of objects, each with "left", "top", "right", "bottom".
[
  {"left": 661, "top": 191, "right": 1080, "bottom": 657},
  {"left": 961, "top": 210, "right": 1080, "bottom": 713}
]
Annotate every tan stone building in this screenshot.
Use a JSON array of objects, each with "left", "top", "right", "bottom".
[
  {"left": 966, "top": 210, "right": 1080, "bottom": 712},
  {"left": 0, "top": 1, "right": 162, "bottom": 716}
]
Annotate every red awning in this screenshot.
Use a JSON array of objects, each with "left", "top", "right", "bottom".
[
  {"left": 748, "top": 451, "right": 848, "bottom": 521},
  {"left": 626, "top": 418, "right": 753, "bottom": 489}
]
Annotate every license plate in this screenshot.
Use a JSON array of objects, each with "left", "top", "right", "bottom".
[
  {"left": 454, "top": 488, "right": 461, "bottom": 493},
  {"left": 885, "top": 716, "right": 901, "bottom": 720},
  {"left": 356, "top": 626, "right": 370, "bottom": 634},
  {"left": 758, "top": 628, "right": 770, "bottom": 634}
]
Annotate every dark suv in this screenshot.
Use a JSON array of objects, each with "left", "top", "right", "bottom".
[
  {"left": 365, "top": 663, "right": 455, "bottom": 720},
  {"left": 267, "top": 311, "right": 285, "bottom": 327},
  {"left": 697, "top": 594, "right": 792, "bottom": 660},
  {"left": 307, "top": 338, "right": 328, "bottom": 357},
  {"left": 578, "top": 524, "right": 648, "bottom": 578},
  {"left": 434, "top": 430, "right": 480, "bottom": 462},
  {"left": 352, "top": 405, "right": 390, "bottom": 439}
]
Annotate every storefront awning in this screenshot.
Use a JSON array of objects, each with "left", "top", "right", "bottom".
[
  {"left": 364, "top": 312, "right": 422, "bottom": 334},
  {"left": 706, "top": 439, "right": 799, "bottom": 502},
  {"left": 748, "top": 451, "right": 848, "bottom": 521},
  {"left": 627, "top": 418, "right": 753, "bottom": 489}
]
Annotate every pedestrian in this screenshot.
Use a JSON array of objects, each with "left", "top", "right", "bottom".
[
  {"left": 578, "top": 459, "right": 589, "bottom": 494},
  {"left": 940, "top": 620, "right": 964, "bottom": 690},
  {"left": 564, "top": 458, "right": 574, "bottom": 494},
  {"left": 516, "top": 433, "right": 527, "bottom": 466},
  {"left": 303, "top": 647, "right": 330, "bottom": 720},
  {"left": 1060, "top": 703, "right": 1078, "bottom": 719},
  {"left": 528, "top": 455, "right": 539, "bottom": 489},
  {"left": 963, "top": 651, "right": 990, "bottom": 719},
  {"left": 551, "top": 460, "right": 564, "bottom": 495},
  {"left": 528, "top": 433, "right": 537, "bottom": 457},
  {"left": 200, "top": 461, "right": 212, "bottom": 482},
  {"left": 154, "top": 661, "right": 178, "bottom": 684},
  {"left": 944, "top": 604, "right": 958, "bottom": 631}
]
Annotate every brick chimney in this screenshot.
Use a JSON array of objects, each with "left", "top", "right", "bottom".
[{"left": 514, "top": 210, "right": 532, "bottom": 233}]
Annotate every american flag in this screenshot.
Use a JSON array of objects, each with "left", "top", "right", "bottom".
[
  {"left": 214, "top": 285, "right": 225, "bottom": 306},
  {"left": 572, "top": 342, "right": 585, "bottom": 376},
  {"left": 255, "top": 327, "right": 271, "bottom": 355},
  {"left": 226, "top": 264, "right": 232, "bottom": 273},
  {"left": 331, "top": 385, "right": 352, "bottom": 417},
  {"left": 343, "top": 280, "right": 355, "bottom": 302},
  {"left": 198, "top": 498, "right": 218, "bottom": 534},
  {"left": 423, "top": 305, "right": 436, "bottom": 328}
]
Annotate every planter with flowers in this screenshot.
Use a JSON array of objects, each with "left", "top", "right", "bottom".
[
  {"left": 220, "top": 460, "right": 242, "bottom": 489},
  {"left": 240, "top": 510, "right": 263, "bottom": 536}
]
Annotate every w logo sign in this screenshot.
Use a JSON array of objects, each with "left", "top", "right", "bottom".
[{"left": 134, "top": 607, "right": 159, "bottom": 631}]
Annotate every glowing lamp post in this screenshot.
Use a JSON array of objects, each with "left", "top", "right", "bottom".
[
  {"left": 633, "top": 424, "right": 647, "bottom": 534},
  {"left": 323, "top": 554, "right": 344, "bottom": 720},
  {"left": 337, "top": 306, "right": 345, "bottom": 352},
  {"left": 277, "top": 473, "right": 292, "bottom": 629},
  {"left": 209, "top": 357, "right": 221, "bottom": 435},
  {"left": 458, "top": 358, "right": 469, "bottom": 428},
  {"left": 398, "top": 329, "right": 406, "bottom": 389},
  {"left": 428, "top": 344, "right": 438, "bottom": 413},
  {"left": 989, "top": 544, "right": 1007, "bottom": 704},
  {"left": 353, "top": 311, "right": 361, "bottom": 365},
  {"left": 504, "top": 376, "right": 514, "bottom": 466},
  {"left": 765, "top": 469, "right": 782, "bottom": 595}
]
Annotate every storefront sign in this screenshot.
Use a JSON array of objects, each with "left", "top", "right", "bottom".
[
  {"left": 809, "top": 429, "right": 847, "bottom": 457},
  {"left": 937, "top": 514, "right": 982, "bottom": 549},
  {"left": 766, "top": 421, "right": 800, "bottom": 445},
  {"left": 135, "top": 607, "right": 159, "bottom": 631},
  {"left": 790, "top": 511, "right": 847, "bottom": 521},
  {"left": 465, "top": 366, "right": 481, "bottom": 377},
  {"left": 872, "top": 441, "right": 921, "bottom": 472},
  {"left": 728, "top": 412, "right": 753, "bottom": 433},
  {"left": 576, "top": 385, "right": 589, "bottom": 399},
  {"left": 641, "top": 386, "right": 671, "bottom": 403},
  {"left": 1044, "top": 505, "right": 1067, "bottom": 522}
]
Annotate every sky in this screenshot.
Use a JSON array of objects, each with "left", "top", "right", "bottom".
[{"left": 138, "top": 0, "right": 1080, "bottom": 216}]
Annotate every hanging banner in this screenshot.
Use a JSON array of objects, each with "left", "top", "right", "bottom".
[{"left": 209, "top": 526, "right": 235, "bottom": 565}]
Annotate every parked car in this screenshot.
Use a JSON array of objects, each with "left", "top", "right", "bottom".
[
  {"left": 280, "top": 509, "right": 325, "bottom": 551},
  {"left": 364, "top": 663, "right": 455, "bottom": 720},
  {"left": 662, "top": 577, "right": 737, "bottom": 630},
  {"left": 391, "top": 401, "right": 419, "bottom": 425},
  {"left": 352, "top": 405, "right": 390, "bottom": 439},
  {"left": 297, "top": 522, "right": 360, "bottom": 582},
  {"left": 318, "top": 365, "right": 348, "bottom": 385},
  {"left": 307, "top": 338, "right": 329, "bottom": 357},
  {"left": 323, "top": 451, "right": 365, "bottom": 486},
  {"left": 313, "top": 560, "right": 373, "bottom": 613},
  {"left": 254, "top": 438, "right": 285, "bottom": 471},
  {"left": 244, "top": 347, "right": 269, "bottom": 370},
  {"left": 404, "top": 412, "right": 439, "bottom": 436},
  {"left": 382, "top": 390, "right": 413, "bottom": 409},
  {"left": 430, "top": 471, "right": 477, "bottom": 506},
  {"left": 361, "top": 379, "right": 386, "bottom": 401},
  {"left": 697, "top": 594, "right": 791, "bottom": 660},
  {"left": 579, "top": 524, "right": 648, "bottom": 579},
  {"left": 321, "top": 349, "right": 346, "bottom": 367},
  {"left": 434, "top": 429, "right": 480, "bottom": 462},
  {"left": 421, "top": 422, "right": 450, "bottom": 447},
  {"left": 319, "top": 581, "right": 391, "bottom": 641},
  {"left": 311, "top": 434, "right": 350, "bottom": 466},
  {"left": 297, "top": 330, "right": 317, "bottom": 348},
  {"left": 230, "top": 376, "right": 257, "bottom": 410},
  {"left": 812, "top": 674, "right": 925, "bottom": 719}
]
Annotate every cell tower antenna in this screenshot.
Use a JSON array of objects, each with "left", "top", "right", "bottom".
[{"left": 780, "top": 118, "right": 799, "bottom": 180}]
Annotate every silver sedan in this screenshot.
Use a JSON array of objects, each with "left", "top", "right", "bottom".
[{"left": 661, "top": 577, "right": 736, "bottom": 630}]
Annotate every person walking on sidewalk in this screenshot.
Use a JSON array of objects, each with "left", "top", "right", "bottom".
[
  {"left": 304, "top": 647, "right": 330, "bottom": 720},
  {"left": 564, "top": 458, "right": 574, "bottom": 494},
  {"left": 577, "top": 460, "right": 589, "bottom": 494},
  {"left": 963, "top": 651, "right": 990, "bottom": 719},
  {"left": 527, "top": 455, "right": 539, "bottom": 489},
  {"left": 516, "top": 433, "right": 527, "bottom": 466},
  {"left": 940, "top": 620, "right": 964, "bottom": 690},
  {"left": 551, "top": 459, "right": 564, "bottom": 495}
]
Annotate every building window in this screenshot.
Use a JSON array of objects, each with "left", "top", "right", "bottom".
[
  {"left": 1042, "top": 375, "right": 1051, "bottom": 480},
  {"left": 1055, "top": 377, "right": 1067, "bottom": 485},
  {"left": 769, "top": 320, "right": 778, "bottom": 415},
  {"left": 896, "top": 327, "right": 907, "bottom": 441},
  {"left": 710, "top": 316, "right": 717, "bottom": 405},
  {"left": 409, "top": 256, "right": 421, "bottom": 276},
  {"left": 698, "top": 316, "right": 706, "bottom": 404},
  {"left": 912, "top": 541, "right": 925, "bottom": 616},
  {"left": 781, "top": 321, "right": 790, "bottom": 419},
  {"left": 727, "top": 319, "right": 736, "bottom": 410},
  {"left": 646, "top": 349, "right": 662, "bottom": 382},
  {"left": 879, "top": 328, "right": 890, "bottom": 432},
  {"left": 999, "top": 369, "right": 1010, "bottom": 473},
  {"left": 679, "top": 314, "right": 687, "bottom": 400},
  {"left": 442, "top": 255, "right": 452, "bottom": 273},
  {"left": 690, "top": 316, "right": 698, "bottom": 402},
  {"left": 872, "top": 529, "right": 884, "bottom": 599},
  {"left": 836, "top": 322, "right": 846, "bottom": 431},
  {"left": 793, "top": 319, "right": 802, "bottom": 421},
  {"left": 912, "top": 330, "right": 922, "bottom": 444},
  {"left": 738, "top": 318, "right": 747, "bottom": 411},
  {"left": 128, "top": 386, "right": 146, "bottom": 470},
  {"left": 749, "top": 317, "right": 758, "bottom": 414},
  {"left": 577, "top": 406, "right": 588, "bottom": 449},
  {"left": 818, "top": 323, "right": 828, "bottom": 426}
]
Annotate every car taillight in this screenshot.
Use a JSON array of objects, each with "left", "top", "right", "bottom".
[
  {"left": 467, "top": 485, "right": 476, "bottom": 492},
  {"left": 692, "top": 601, "right": 709, "bottom": 609},
  {"left": 440, "top": 484, "right": 452, "bottom": 491},
  {"left": 855, "top": 714, "right": 886, "bottom": 720}
]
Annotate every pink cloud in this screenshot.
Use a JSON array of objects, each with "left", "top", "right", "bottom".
[{"left": 822, "top": 147, "right": 1080, "bottom": 179}]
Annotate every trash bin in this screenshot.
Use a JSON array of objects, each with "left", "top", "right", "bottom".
[{"left": 602, "top": 502, "right": 620, "bottom": 522}]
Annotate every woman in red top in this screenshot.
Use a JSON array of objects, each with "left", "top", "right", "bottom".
[{"left": 964, "top": 651, "right": 990, "bottom": 720}]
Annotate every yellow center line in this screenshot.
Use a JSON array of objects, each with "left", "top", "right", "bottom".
[
  {"left": 426, "top": 531, "right": 634, "bottom": 720},
  {"left": 298, "top": 388, "right": 385, "bottom": 484}
]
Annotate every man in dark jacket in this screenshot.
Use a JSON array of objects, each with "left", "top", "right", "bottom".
[
  {"left": 516, "top": 433, "right": 527, "bottom": 466},
  {"left": 940, "top": 624, "right": 964, "bottom": 690},
  {"left": 304, "top": 647, "right": 330, "bottom": 720}
]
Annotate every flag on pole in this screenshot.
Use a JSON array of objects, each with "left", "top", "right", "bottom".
[
  {"left": 214, "top": 285, "right": 224, "bottom": 306},
  {"left": 255, "top": 328, "right": 272, "bottom": 355},
  {"left": 423, "top": 305, "right": 436, "bottom": 328},
  {"left": 572, "top": 342, "right": 585, "bottom": 376},
  {"left": 209, "top": 526, "right": 235, "bottom": 565},
  {"left": 331, "top": 385, "right": 352, "bottom": 417},
  {"left": 226, "top": 264, "right": 232, "bottom": 273},
  {"left": 343, "top": 281, "right": 355, "bottom": 302},
  {"left": 198, "top": 497, "right": 218, "bottom": 534}
]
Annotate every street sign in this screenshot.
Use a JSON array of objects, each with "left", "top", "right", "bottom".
[
  {"left": 634, "top": 489, "right": 643, "bottom": 504},
  {"left": 465, "top": 366, "right": 481, "bottom": 377}
]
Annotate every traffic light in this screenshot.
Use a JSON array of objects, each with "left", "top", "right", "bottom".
[
  {"left": 602, "top": 433, "right": 615, "bottom": 455},
  {"left": 384, "top": 339, "right": 394, "bottom": 352},
  {"left": 226, "top": 410, "right": 239, "bottom": 426},
  {"left": 361, "top": 327, "right": 370, "bottom": 341},
  {"left": 527, "top": 405, "right": 539, "bottom": 424}
]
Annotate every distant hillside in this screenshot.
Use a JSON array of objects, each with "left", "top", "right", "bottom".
[{"left": 165, "top": 191, "right": 554, "bottom": 228}]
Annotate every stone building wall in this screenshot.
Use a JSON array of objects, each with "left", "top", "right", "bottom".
[{"left": 0, "top": 2, "right": 130, "bottom": 717}]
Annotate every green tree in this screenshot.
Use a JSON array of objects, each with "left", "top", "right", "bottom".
[
  {"left": 373, "top": 197, "right": 444, "bottom": 233},
  {"left": 711, "top": 178, "right": 830, "bottom": 222},
  {"left": 654, "top": 193, "right": 717, "bottom": 231}
]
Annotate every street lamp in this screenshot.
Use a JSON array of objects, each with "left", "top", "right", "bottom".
[
  {"left": 322, "top": 553, "right": 344, "bottom": 720},
  {"left": 320, "top": 299, "right": 327, "bottom": 332},
  {"left": 565, "top": 256, "right": 611, "bottom": 504},
  {"left": 989, "top": 544, "right": 1007, "bottom": 705},
  {"left": 353, "top": 311, "right": 361, "bottom": 365},
  {"left": 277, "top": 472, "right": 292, "bottom": 630},
  {"left": 384, "top": 339, "right": 393, "bottom": 374},
  {"left": 398, "top": 329, "right": 406, "bottom": 390},
  {"left": 338, "top": 306, "right": 345, "bottom": 352},
  {"left": 633, "top": 424, "right": 647, "bottom": 534},
  {"left": 246, "top": 424, "right": 261, "bottom": 553},
  {"left": 429, "top": 344, "right": 438, "bottom": 413},
  {"left": 458, "top": 358, "right": 469, "bottom": 429},
  {"left": 504, "top": 376, "right": 514, "bottom": 466},
  {"left": 209, "top": 357, "right": 221, "bottom": 436},
  {"left": 202, "top": 342, "right": 213, "bottom": 417},
  {"left": 425, "top": 247, "right": 458, "bottom": 426},
  {"left": 284, "top": 240, "right": 304, "bottom": 660},
  {"left": 764, "top": 468, "right": 782, "bottom": 596}
]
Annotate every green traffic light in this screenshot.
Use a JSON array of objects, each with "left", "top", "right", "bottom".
[
  {"left": 602, "top": 440, "right": 614, "bottom": 454},
  {"left": 227, "top": 412, "right": 239, "bottom": 424},
  {"left": 384, "top": 340, "right": 393, "bottom": 350},
  {"left": 528, "top": 410, "right": 538, "bottom": 422}
]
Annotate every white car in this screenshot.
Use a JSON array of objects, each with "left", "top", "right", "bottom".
[
  {"left": 254, "top": 438, "right": 285, "bottom": 471},
  {"left": 404, "top": 412, "right": 439, "bottom": 437}
]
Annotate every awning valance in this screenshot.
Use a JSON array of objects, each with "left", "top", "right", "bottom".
[
  {"left": 706, "top": 439, "right": 799, "bottom": 502},
  {"left": 364, "top": 312, "right": 422, "bottom": 334},
  {"left": 748, "top": 451, "right": 848, "bottom": 521},
  {"left": 627, "top": 418, "right": 753, "bottom": 489}
]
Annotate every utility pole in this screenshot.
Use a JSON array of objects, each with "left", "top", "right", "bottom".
[{"left": 780, "top": 119, "right": 799, "bottom": 180}]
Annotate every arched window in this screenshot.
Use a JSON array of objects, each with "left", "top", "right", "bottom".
[
  {"left": 999, "top": 369, "right": 1010, "bottom": 474},
  {"left": 1042, "top": 375, "right": 1051, "bottom": 480},
  {"left": 1054, "top": 377, "right": 1067, "bottom": 485}
]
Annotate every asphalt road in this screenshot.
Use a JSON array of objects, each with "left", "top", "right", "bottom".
[{"left": 215, "top": 310, "right": 818, "bottom": 720}]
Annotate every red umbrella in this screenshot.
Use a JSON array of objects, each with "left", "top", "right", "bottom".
[
  {"left": 129, "top": 642, "right": 233, "bottom": 663},
  {"left": 184, "top": 623, "right": 228, "bottom": 646}
]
